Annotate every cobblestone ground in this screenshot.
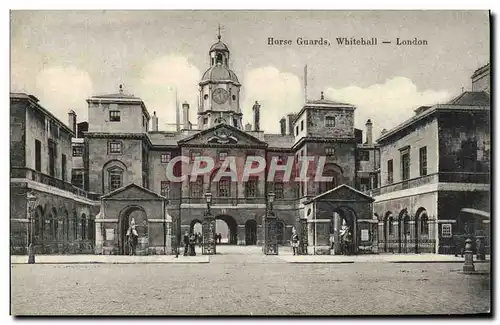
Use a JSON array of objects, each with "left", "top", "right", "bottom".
[{"left": 11, "top": 247, "right": 491, "bottom": 316}]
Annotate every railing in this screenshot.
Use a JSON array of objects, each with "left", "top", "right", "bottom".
[
  {"left": 181, "top": 197, "right": 266, "bottom": 205},
  {"left": 11, "top": 167, "right": 100, "bottom": 201},
  {"left": 366, "top": 172, "right": 490, "bottom": 196}
]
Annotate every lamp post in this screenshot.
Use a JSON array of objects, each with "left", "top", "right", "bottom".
[
  {"left": 202, "top": 192, "right": 216, "bottom": 255},
  {"left": 264, "top": 192, "right": 278, "bottom": 255},
  {"left": 26, "top": 191, "right": 37, "bottom": 264}
]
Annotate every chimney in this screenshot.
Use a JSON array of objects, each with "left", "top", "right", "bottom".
[
  {"left": 252, "top": 101, "right": 261, "bottom": 131},
  {"left": 287, "top": 113, "right": 295, "bottom": 135},
  {"left": 245, "top": 123, "right": 252, "bottom": 131},
  {"left": 152, "top": 111, "right": 158, "bottom": 131},
  {"left": 68, "top": 110, "right": 77, "bottom": 136},
  {"left": 280, "top": 117, "right": 286, "bottom": 136},
  {"left": 365, "top": 119, "right": 373, "bottom": 145},
  {"left": 182, "top": 102, "right": 190, "bottom": 130}
]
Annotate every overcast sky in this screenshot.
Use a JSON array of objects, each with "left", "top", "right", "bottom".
[{"left": 11, "top": 10, "right": 490, "bottom": 138}]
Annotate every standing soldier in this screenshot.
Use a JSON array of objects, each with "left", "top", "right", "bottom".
[{"left": 183, "top": 231, "right": 189, "bottom": 256}]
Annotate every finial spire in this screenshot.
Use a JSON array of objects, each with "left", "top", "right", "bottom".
[
  {"left": 321, "top": 91, "right": 324, "bottom": 100},
  {"left": 217, "top": 24, "right": 221, "bottom": 40},
  {"left": 119, "top": 84, "right": 123, "bottom": 94}
]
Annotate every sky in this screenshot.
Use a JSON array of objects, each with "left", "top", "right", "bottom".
[{"left": 10, "top": 10, "right": 490, "bottom": 139}]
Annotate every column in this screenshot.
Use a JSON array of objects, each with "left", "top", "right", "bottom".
[
  {"left": 95, "top": 221, "right": 103, "bottom": 254},
  {"left": 334, "top": 213, "right": 341, "bottom": 255}
]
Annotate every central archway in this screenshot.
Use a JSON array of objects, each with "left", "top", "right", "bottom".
[
  {"left": 215, "top": 215, "right": 237, "bottom": 245},
  {"left": 118, "top": 206, "right": 148, "bottom": 255}
]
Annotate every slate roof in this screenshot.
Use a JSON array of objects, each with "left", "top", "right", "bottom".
[{"left": 447, "top": 91, "right": 490, "bottom": 106}]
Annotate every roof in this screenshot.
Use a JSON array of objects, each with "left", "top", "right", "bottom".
[
  {"left": 210, "top": 40, "right": 229, "bottom": 52},
  {"left": 447, "top": 91, "right": 490, "bottom": 106},
  {"left": 91, "top": 92, "right": 142, "bottom": 100},
  {"left": 471, "top": 63, "right": 490, "bottom": 79},
  {"left": 100, "top": 183, "right": 166, "bottom": 200},
  {"left": 10, "top": 92, "right": 74, "bottom": 136},
  {"left": 147, "top": 132, "right": 184, "bottom": 146},
  {"left": 263, "top": 134, "right": 295, "bottom": 149},
  {"left": 305, "top": 184, "right": 375, "bottom": 204},
  {"left": 201, "top": 64, "right": 239, "bottom": 83},
  {"left": 306, "top": 98, "right": 352, "bottom": 106},
  {"left": 377, "top": 91, "right": 490, "bottom": 143}
]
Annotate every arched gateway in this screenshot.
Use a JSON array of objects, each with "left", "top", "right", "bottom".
[{"left": 96, "top": 183, "right": 171, "bottom": 255}]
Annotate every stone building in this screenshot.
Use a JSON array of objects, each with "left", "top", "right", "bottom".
[{"left": 371, "top": 63, "right": 491, "bottom": 254}]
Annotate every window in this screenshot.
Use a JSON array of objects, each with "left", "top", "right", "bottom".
[
  {"left": 420, "top": 214, "right": 429, "bottom": 235},
  {"left": 72, "top": 145, "right": 83, "bottom": 157},
  {"left": 419, "top": 146, "right": 427, "bottom": 176},
  {"left": 190, "top": 177, "right": 203, "bottom": 198},
  {"left": 326, "top": 116, "right": 335, "bottom": 127},
  {"left": 300, "top": 120, "right": 304, "bottom": 131},
  {"left": 161, "top": 152, "right": 171, "bottom": 163},
  {"left": 218, "top": 179, "right": 231, "bottom": 197},
  {"left": 203, "top": 118, "right": 208, "bottom": 125},
  {"left": 218, "top": 152, "right": 227, "bottom": 162},
  {"left": 81, "top": 215, "right": 87, "bottom": 240},
  {"left": 109, "top": 110, "right": 121, "bottom": 122},
  {"left": 360, "top": 177, "right": 370, "bottom": 192},
  {"left": 401, "top": 150, "right": 410, "bottom": 181},
  {"left": 109, "top": 141, "right": 122, "bottom": 154},
  {"left": 320, "top": 174, "right": 336, "bottom": 193},
  {"left": 109, "top": 170, "right": 123, "bottom": 191},
  {"left": 48, "top": 139, "right": 57, "bottom": 177},
  {"left": 277, "top": 155, "right": 285, "bottom": 165},
  {"left": 191, "top": 151, "right": 200, "bottom": 161},
  {"left": 359, "top": 150, "right": 370, "bottom": 161},
  {"left": 61, "top": 154, "right": 67, "bottom": 182},
  {"left": 442, "top": 224, "right": 452, "bottom": 238},
  {"left": 274, "top": 182, "right": 284, "bottom": 199},
  {"left": 72, "top": 171, "right": 84, "bottom": 189},
  {"left": 245, "top": 178, "right": 257, "bottom": 197},
  {"left": 387, "top": 159, "right": 394, "bottom": 184},
  {"left": 35, "top": 140, "right": 41, "bottom": 172},
  {"left": 233, "top": 119, "right": 238, "bottom": 127},
  {"left": 295, "top": 126, "right": 299, "bottom": 136},
  {"left": 160, "top": 181, "right": 170, "bottom": 198},
  {"left": 325, "top": 148, "right": 335, "bottom": 156},
  {"left": 388, "top": 217, "right": 394, "bottom": 235}
]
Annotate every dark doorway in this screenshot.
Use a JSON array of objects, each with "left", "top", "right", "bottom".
[{"left": 245, "top": 220, "right": 257, "bottom": 245}]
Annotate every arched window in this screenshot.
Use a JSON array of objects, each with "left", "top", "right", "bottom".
[
  {"left": 388, "top": 217, "right": 394, "bottom": 235},
  {"left": 216, "top": 53, "right": 223, "bottom": 64},
  {"left": 73, "top": 212, "right": 78, "bottom": 240},
  {"left": 420, "top": 214, "right": 429, "bottom": 235}
]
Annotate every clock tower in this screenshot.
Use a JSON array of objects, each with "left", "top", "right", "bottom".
[{"left": 198, "top": 31, "right": 242, "bottom": 130}]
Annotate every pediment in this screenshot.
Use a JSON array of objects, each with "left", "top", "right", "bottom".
[
  {"left": 178, "top": 124, "right": 266, "bottom": 146},
  {"left": 101, "top": 183, "right": 165, "bottom": 200},
  {"left": 309, "top": 184, "right": 374, "bottom": 203}
]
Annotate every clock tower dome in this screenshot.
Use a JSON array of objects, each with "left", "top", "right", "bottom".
[{"left": 198, "top": 30, "right": 242, "bottom": 130}]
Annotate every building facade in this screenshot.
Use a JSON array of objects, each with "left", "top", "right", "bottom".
[
  {"left": 371, "top": 63, "right": 491, "bottom": 254},
  {"left": 10, "top": 33, "right": 489, "bottom": 256}
]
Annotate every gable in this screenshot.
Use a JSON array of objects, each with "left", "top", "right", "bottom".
[
  {"left": 178, "top": 124, "right": 266, "bottom": 146},
  {"left": 101, "top": 183, "right": 164, "bottom": 200},
  {"left": 312, "top": 184, "right": 374, "bottom": 203}
]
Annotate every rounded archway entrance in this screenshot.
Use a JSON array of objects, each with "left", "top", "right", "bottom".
[
  {"left": 215, "top": 215, "right": 237, "bottom": 245},
  {"left": 333, "top": 206, "right": 357, "bottom": 255},
  {"left": 119, "top": 206, "right": 148, "bottom": 255}
]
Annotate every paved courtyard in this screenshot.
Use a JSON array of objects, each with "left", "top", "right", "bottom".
[{"left": 11, "top": 246, "right": 491, "bottom": 316}]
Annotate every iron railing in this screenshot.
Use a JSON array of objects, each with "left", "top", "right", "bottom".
[{"left": 11, "top": 167, "right": 100, "bottom": 201}]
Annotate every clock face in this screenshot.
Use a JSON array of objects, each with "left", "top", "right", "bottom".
[{"left": 212, "top": 88, "right": 229, "bottom": 104}]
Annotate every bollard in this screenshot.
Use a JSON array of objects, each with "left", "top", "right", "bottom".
[
  {"left": 27, "top": 243, "right": 35, "bottom": 264},
  {"left": 463, "top": 238, "right": 475, "bottom": 272}
]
